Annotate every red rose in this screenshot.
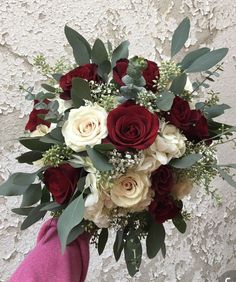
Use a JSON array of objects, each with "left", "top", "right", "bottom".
[
  {"left": 107, "top": 101, "right": 159, "bottom": 151},
  {"left": 166, "top": 96, "right": 209, "bottom": 142},
  {"left": 44, "top": 163, "right": 79, "bottom": 204},
  {"left": 149, "top": 197, "right": 182, "bottom": 224},
  {"left": 59, "top": 64, "right": 99, "bottom": 100},
  {"left": 25, "top": 100, "right": 50, "bottom": 132},
  {"left": 151, "top": 165, "right": 174, "bottom": 199},
  {"left": 113, "top": 59, "right": 160, "bottom": 92}
]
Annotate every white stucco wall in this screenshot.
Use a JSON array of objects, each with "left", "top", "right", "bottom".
[{"left": 0, "top": 0, "right": 235, "bottom": 281}]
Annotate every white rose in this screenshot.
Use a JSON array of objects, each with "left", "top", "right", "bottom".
[
  {"left": 149, "top": 123, "right": 186, "bottom": 163},
  {"left": 30, "top": 124, "right": 50, "bottom": 137},
  {"left": 135, "top": 153, "right": 161, "bottom": 174},
  {"left": 171, "top": 178, "right": 193, "bottom": 199},
  {"left": 185, "top": 77, "right": 193, "bottom": 93},
  {"left": 62, "top": 105, "right": 108, "bottom": 152},
  {"left": 111, "top": 171, "right": 151, "bottom": 208},
  {"left": 84, "top": 173, "right": 99, "bottom": 207},
  {"left": 84, "top": 192, "right": 111, "bottom": 228}
]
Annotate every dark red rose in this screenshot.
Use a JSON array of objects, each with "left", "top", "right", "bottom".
[
  {"left": 166, "top": 96, "right": 209, "bottom": 142},
  {"left": 113, "top": 59, "right": 160, "bottom": 92},
  {"left": 151, "top": 165, "right": 174, "bottom": 199},
  {"left": 149, "top": 197, "right": 182, "bottom": 224},
  {"left": 59, "top": 64, "right": 99, "bottom": 100},
  {"left": 107, "top": 100, "right": 159, "bottom": 151},
  {"left": 44, "top": 163, "right": 79, "bottom": 204},
  {"left": 25, "top": 100, "right": 50, "bottom": 132}
]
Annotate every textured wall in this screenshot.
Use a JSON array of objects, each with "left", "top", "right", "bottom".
[{"left": 0, "top": 0, "right": 236, "bottom": 281}]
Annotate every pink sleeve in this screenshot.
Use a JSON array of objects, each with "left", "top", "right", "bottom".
[{"left": 9, "top": 219, "right": 90, "bottom": 282}]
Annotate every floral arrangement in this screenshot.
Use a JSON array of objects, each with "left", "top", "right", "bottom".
[{"left": 1, "top": 17, "right": 235, "bottom": 276}]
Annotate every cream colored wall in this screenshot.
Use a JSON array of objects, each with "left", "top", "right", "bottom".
[{"left": 0, "top": 0, "right": 235, "bottom": 281}]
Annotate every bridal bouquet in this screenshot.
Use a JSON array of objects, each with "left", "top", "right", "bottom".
[{"left": 1, "top": 18, "right": 235, "bottom": 276}]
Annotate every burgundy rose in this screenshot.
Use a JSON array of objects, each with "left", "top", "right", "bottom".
[
  {"left": 59, "top": 64, "right": 99, "bottom": 100},
  {"left": 151, "top": 165, "right": 174, "bottom": 199},
  {"left": 25, "top": 100, "right": 50, "bottom": 132},
  {"left": 107, "top": 100, "right": 159, "bottom": 151},
  {"left": 149, "top": 197, "right": 182, "bottom": 224},
  {"left": 44, "top": 163, "right": 79, "bottom": 204},
  {"left": 113, "top": 59, "right": 160, "bottom": 92},
  {"left": 166, "top": 96, "right": 209, "bottom": 142}
]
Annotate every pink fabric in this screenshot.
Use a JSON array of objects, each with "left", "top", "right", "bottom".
[{"left": 9, "top": 219, "right": 90, "bottom": 282}]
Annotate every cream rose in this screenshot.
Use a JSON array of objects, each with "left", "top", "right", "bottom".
[
  {"left": 62, "top": 105, "right": 108, "bottom": 152},
  {"left": 149, "top": 123, "right": 186, "bottom": 164},
  {"left": 30, "top": 124, "right": 50, "bottom": 137},
  {"left": 110, "top": 171, "right": 150, "bottom": 208},
  {"left": 171, "top": 178, "right": 193, "bottom": 199}
]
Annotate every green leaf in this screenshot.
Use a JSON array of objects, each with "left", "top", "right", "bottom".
[
  {"left": 218, "top": 163, "right": 236, "bottom": 169},
  {"left": 35, "top": 92, "right": 56, "bottom": 100},
  {"left": 86, "top": 146, "right": 113, "bottom": 171},
  {"left": 21, "top": 204, "right": 47, "bottom": 230},
  {"left": 180, "top": 47, "right": 210, "bottom": 70},
  {"left": 52, "top": 73, "right": 62, "bottom": 81},
  {"left": 64, "top": 25, "right": 91, "bottom": 65},
  {"left": 186, "top": 48, "right": 228, "bottom": 73},
  {"left": 93, "top": 143, "right": 115, "bottom": 152},
  {"left": 41, "top": 84, "right": 56, "bottom": 93},
  {"left": 111, "top": 40, "right": 130, "bottom": 68},
  {"left": 169, "top": 73, "right": 187, "bottom": 95},
  {"left": 40, "top": 127, "right": 64, "bottom": 145},
  {"left": 67, "top": 224, "right": 84, "bottom": 245},
  {"left": 0, "top": 171, "right": 38, "bottom": 196},
  {"left": 98, "top": 228, "right": 108, "bottom": 255},
  {"left": 21, "top": 183, "right": 42, "bottom": 207},
  {"left": 113, "top": 229, "right": 124, "bottom": 261},
  {"left": 57, "top": 194, "right": 85, "bottom": 252},
  {"left": 40, "top": 201, "right": 62, "bottom": 211},
  {"left": 214, "top": 165, "right": 236, "bottom": 188},
  {"left": 170, "top": 154, "right": 202, "bottom": 169},
  {"left": 161, "top": 243, "right": 166, "bottom": 258},
  {"left": 156, "top": 91, "right": 175, "bottom": 111},
  {"left": 204, "top": 104, "right": 230, "bottom": 119},
  {"left": 71, "top": 77, "right": 92, "bottom": 107},
  {"left": 172, "top": 214, "right": 187, "bottom": 233},
  {"left": 17, "top": 151, "right": 43, "bottom": 164},
  {"left": 19, "top": 137, "right": 52, "bottom": 151},
  {"left": 91, "top": 39, "right": 109, "bottom": 65},
  {"left": 12, "top": 207, "right": 34, "bottom": 216},
  {"left": 146, "top": 222, "right": 165, "bottom": 259},
  {"left": 124, "top": 234, "right": 142, "bottom": 277},
  {"left": 171, "top": 17, "right": 190, "bottom": 57}
]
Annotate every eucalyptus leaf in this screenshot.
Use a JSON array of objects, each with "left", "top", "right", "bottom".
[
  {"left": 171, "top": 17, "right": 190, "bottom": 57},
  {"left": 180, "top": 47, "right": 210, "bottom": 70},
  {"left": 21, "top": 203, "right": 47, "bottom": 230},
  {"left": 52, "top": 73, "right": 62, "bottom": 81},
  {"left": 71, "top": 77, "right": 92, "bottom": 107},
  {"left": 19, "top": 137, "right": 52, "bottom": 151},
  {"left": 169, "top": 73, "right": 187, "bottom": 94},
  {"left": 86, "top": 146, "right": 113, "bottom": 171},
  {"left": 91, "top": 39, "right": 109, "bottom": 65},
  {"left": 204, "top": 104, "right": 230, "bottom": 119},
  {"left": 146, "top": 222, "right": 165, "bottom": 259},
  {"left": 67, "top": 224, "right": 84, "bottom": 245},
  {"left": 161, "top": 243, "right": 166, "bottom": 258},
  {"left": 124, "top": 234, "right": 142, "bottom": 277},
  {"left": 64, "top": 25, "right": 91, "bottom": 65},
  {"left": 186, "top": 48, "right": 228, "bottom": 73},
  {"left": 93, "top": 143, "right": 115, "bottom": 152},
  {"left": 214, "top": 165, "right": 236, "bottom": 188},
  {"left": 113, "top": 229, "right": 124, "bottom": 261},
  {"left": 40, "top": 201, "right": 62, "bottom": 211},
  {"left": 21, "top": 183, "right": 42, "bottom": 207},
  {"left": 111, "top": 40, "right": 130, "bottom": 68},
  {"left": 98, "top": 228, "right": 108, "bottom": 255},
  {"left": 12, "top": 207, "right": 34, "bottom": 216},
  {"left": 170, "top": 154, "right": 202, "bottom": 169},
  {"left": 172, "top": 214, "right": 187, "bottom": 233},
  {"left": 41, "top": 84, "right": 56, "bottom": 93},
  {"left": 0, "top": 171, "right": 38, "bottom": 196},
  {"left": 57, "top": 194, "right": 85, "bottom": 252},
  {"left": 156, "top": 91, "right": 175, "bottom": 111},
  {"left": 17, "top": 151, "right": 43, "bottom": 164},
  {"left": 218, "top": 164, "right": 236, "bottom": 169}
]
